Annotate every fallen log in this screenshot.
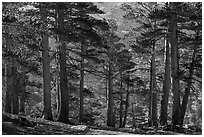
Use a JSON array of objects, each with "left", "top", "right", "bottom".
[{"left": 2, "top": 112, "right": 89, "bottom": 134}]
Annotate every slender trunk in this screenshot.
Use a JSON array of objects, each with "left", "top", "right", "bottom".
[
  {"left": 169, "top": 5, "right": 181, "bottom": 126},
  {"left": 105, "top": 78, "right": 108, "bottom": 103},
  {"left": 122, "top": 89, "right": 130, "bottom": 128},
  {"left": 151, "top": 42, "right": 158, "bottom": 127},
  {"left": 79, "top": 43, "right": 85, "bottom": 123},
  {"left": 19, "top": 68, "right": 26, "bottom": 114},
  {"left": 19, "top": 91, "right": 25, "bottom": 114},
  {"left": 56, "top": 47, "right": 60, "bottom": 116},
  {"left": 5, "top": 26, "right": 13, "bottom": 113},
  {"left": 148, "top": 40, "right": 158, "bottom": 127},
  {"left": 107, "top": 60, "right": 115, "bottom": 127},
  {"left": 160, "top": 36, "right": 171, "bottom": 126},
  {"left": 57, "top": 75, "right": 60, "bottom": 114},
  {"left": 179, "top": 34, "right": 198, "bottom": 125},
  {"left": 40, "top": 6, "right": 53, "bottom": 120},
  {"left": 148, "top": 72, "right": 152, "bottom": 126},
  {"left": 119, "top": 71, "right": 123, "bottom": 128},
  {"left": 152, "top": 91, "right": 158, "bottom": 127},
  {"left": 57, "top": 7, "right": 69, "bottom": 123},
  {"left": 132, "top": 103, "right": 136, "bottom": 128}
]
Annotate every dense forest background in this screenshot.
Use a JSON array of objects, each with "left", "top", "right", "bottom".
[{"left": 2, "top": 2, "right": 202, "bottom": 134}]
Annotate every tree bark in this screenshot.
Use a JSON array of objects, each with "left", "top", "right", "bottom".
[
  {"left": 148, "top": 40, "right": 158, "bottom": 127},
  {"left": 148, "top": 73, "right": 152, "bottom": 126},
  {"left": 57, "top": 6, "right": 70, "bottom": 123},
  {"left": 169, "top": 4, "right": 181, "bottom": 126},
  {"left": 160, "top": 36, "right": 171, "bottom": 126},
  {"left": 119, "top": 71, "right": 123, "bottom": 128},
  {"left": 132, "top": 103, "right": 136, "bottom": 128},
  {"left": 12, "top": 66, "right": 19, "bottom": 115},
  {"left": 105, "top": 78, "right": 108, "bottom": 103},
  {"left": 19, "top": 68, "right": 26, "bottom": 114},
  {"left": 56, "top": 47, "right": 61, "bottom": 117},
  {"left": 79, "top": 42, "right": 85, "bottom": 123},
  {"left": 107, "top": 56, "right": 115, "bottom": 127},
  {"left": 40, "top": 6, "right": 53, "bottom": 120},
  {"left": 5, "top": 26, "right": 13, "bottom": 114},
  {"left": 122, "top": 89, "right": 130, "bottom": 128},
  {"left": 151, "top": 42, "right": 158, "bottom": 127}
]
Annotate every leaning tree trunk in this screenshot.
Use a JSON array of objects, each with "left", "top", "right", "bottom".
[
  {"left": 169, "top": 6, "right": 181, "bottom": 126},
  {"left": 79, "top": 42, "right": 85, "bottom": 123},
  {"left": 160, "top": 35, "right": 171, "bottom": 126},
  {"left": 57, "top": 6, "right": 70, "bottom": 123},
  {"left": 179, "top": 32, "right": 198, "bottom": 125},
  {"left": 40, "top": 5, "right": 53, "bottom": 120}
]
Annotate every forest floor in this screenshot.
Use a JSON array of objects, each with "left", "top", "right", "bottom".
[{"left": 2, "top": 112, "right": 202, "bottom": 135}]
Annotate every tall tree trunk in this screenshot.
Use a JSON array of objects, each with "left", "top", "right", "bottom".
[
  {"left": 151, "top": 42, "right": 158, "bottom": 127},
  {"left": 169, "top": 5, "right": 181, "bottom": 126},
  {"left": 40, "top": 6, "right": 53, "bottom": 120},
  {"left": 57, "top": 7, "right": 70, "bottom": 123},
  {"left": 79, "top": 43, "right": 85, "bottom": 123},
  {"left": 56, "top": 47, "right": 60, "bottom": 117},
  {"left": 5, "top": 26, "right": 13, "bottom": 113},
  {"left": 148, "top": 39, "right": 158, "bottom": 127},
  {"left": 160, "top": 36, "right": 171, "bottom": 126},
  {"left": 19, "top": 68, "right": 26, "bottom": 114},
  {"left": 107, "top": 60, "right": 115, "bottom": 127},
  {"left": 12, "top": 66, "right": 19, "bottom": 115},
  {"left": 148, "top": 72, "right": 152, "bottom": 126},
  {"left": 119, "top": 71, "right": 123, "bottom": 128},
  {"left": 57, "top": 74, "right": 61, "bottom": 115},
  {"left": 179, "top": 32, "right": 198, "bottom": 125}
]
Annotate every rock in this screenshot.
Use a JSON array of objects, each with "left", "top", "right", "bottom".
[
  {"left": 2, "top": 122, "right": 17, "bottom": 135},
  {"left": 70, "top": 125, "right": 89, "bottom": 132}
]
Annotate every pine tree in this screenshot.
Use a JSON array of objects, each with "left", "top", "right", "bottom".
[
  {"left": 151, "top": 2, "right": 202, "bottom": 126},
  {"left": 160, "top": 34, "right": 171, "bottom": 126},
  {"left": 3, "top": 4, "right": 17, "bottom": 113},
  {"left": 56, "top": 3, "right": 70, "bottom": 123},
  {"left": 40, "top": 3, "right": 53, "bottom": 120},
  {"left": 4, "top": 26, "right": 14, "bottom": 113},
  {"left": 121, "top": 2, "right": 164, "bottom": 127},
  {"left": 167, "top": 3, "right": 181, "bottom": 126}
]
